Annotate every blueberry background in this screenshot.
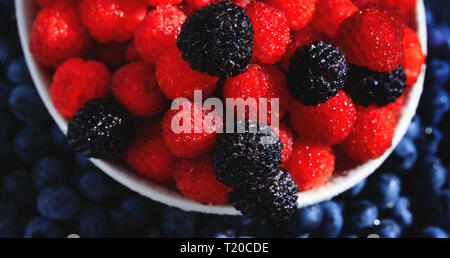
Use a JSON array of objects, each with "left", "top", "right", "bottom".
[{"left": 0, "top": 0, "right": 449, "bottom": 238}]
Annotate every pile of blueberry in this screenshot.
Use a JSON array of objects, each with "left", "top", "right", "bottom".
[{"left": 0, "top": 0, "right": 449, "bottom": 238}]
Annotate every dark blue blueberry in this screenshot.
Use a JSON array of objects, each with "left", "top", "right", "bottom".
[
  {"left": 364, "top": 219, "right": 402, "bottom": 238},
  {"left": 388, "top": 137, "right": 418, "bottom": 171},
  {"left": 74, "top": 153, "right": 95, "bottom": 171},
  {"left": 37, "top": 186, "right": 80, "bottom": 220},
  {"left": 284, "top": 204, "right": 323, "bottom": 235},
  {"left": 122, "top": 197, "right": 155, "bottom": 225},
  {"left": 33, "top": 156, "right": 66, "bottom": 190},
  {"left": 366, "top": 173, "right": 401, "bottom": 209},
  {"left": 386, "top": 197, "right": 413, "bottom": 228},
  {"left": 9, "top": 85, "right": 48, "bottom": 124},
  {"left": 110, "top": 197, "right": 157, "bottom": 235},
  {"left": 425, "top": 7, "right": 434, "bottom": 26},
  {"left": 406, "top": 116, "right": 423, "bottom": 140},
  {"left": 0, "top": 82, "right": 11, "bottom": 109},
  {"left": 24, "top": 216, "right": 64, "bottom": 238},
  {"left": 427, "top": 190, "right": 450, "bottom": 230},
  {"left": 6, "top": 58, "right": 31, "bottom": 85},
  {"left": 75, "top": 204, "right": 107, "bottom": 238},
  {"left": 418, "top": 226, "right": 448, "bottom": 238},
  {"left": 162, "top": 207, "right": 196, "bottom": 237},
  {"left": 344, "top": 200, "right": 379, "bottom": 232},
  {"left": 1, "top": 169, "right": 34, "bottom": 205},
  {"left": 340, "top": 179, "right": 366, "bottom": 199},
  {"left": 419, "top": 86, "right": 449, "bottom": 125},
  {"left": 13, "top": 124, "right": 51, "bottom": 163},
  {"left": 51, "top": 125, "right": 71, "bottom": 154},
  {"left": 428, "top": 25, "right": 448, "bottom": 52},
  {"left": 0, "top": 39, "right": 14, "bottom": 66},
  {"left": 78, "top": 169, "right": 111, "bottom": 202},
  {"left": 315, "top": 201, "right": 343, "bottom": 238},
  {"left": 340, "top": 234, "right": 359, "bottom": 238},
  {"left": 0, "top": 199, "right": 16, "bottom": 229},
  {"left": 417, "top": 126, "right": 442, "bottom": 155},
  {"left": 414, "top": 156, "right": 446, "bottom": 193},
  {"left": 430, "top": 59, "right": 450, "bottom": 85}
]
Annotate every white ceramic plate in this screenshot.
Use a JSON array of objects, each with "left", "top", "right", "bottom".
[{"left": 15, "top": 0, "right": 427, "bottom": 215}]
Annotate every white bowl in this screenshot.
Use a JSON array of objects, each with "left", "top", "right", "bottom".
[{"left": 15, "top": 0, "right": 427, "bottom": 215}]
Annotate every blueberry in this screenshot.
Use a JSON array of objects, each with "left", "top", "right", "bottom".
[
  {"left": 417, "top": 126, "right": 442, "bottom": 155},
  {"left": 0, "top": 199, "right": 16, "bottom": 229},
  {"left": 9, "top": 85, "right": 48, "bottom": 124},
  {"left": 75, "top": 204, "right": 107, "bottom": 238},
  {"left": 387, "top": 137, "right": 418, "bottom": 171},
  {"left": 37, "top": 186, "right": 80, "bottom": 220},
  {"left": 284, "top": 204, "right": 323, "bottom": 235},
  {"left": 344, "top": 200, "right": 379, "bottom": 232},
  {"left": 33, "top": 156, "right": 66, "bottom": 190},
  {"left": 340, "top": 179, "right": 367, "bottom": 199},
  {"left": 6, "top": 58, "right": 31, "bottom": 85},
  {"left": 1, "top": 169, "right": 34, "bottom": 205},
  {"left": 430, "top": 59, "right": 450, "bottom": 85},
  {"left": 414, "top": 156, "right": 446, "bottom": 193},
  {"left": 427, "top": 190, "right": 450, "bottom": 230},
  {"left": 340, "top": 234, "right": 359, "bottom": 238},
  {"left": 315, "top": 201, "right": 343, "bottom": 238},
  {"left": 162, "top": 207, "right": 196, "bottom": 237},
  {"left": 78, "top": 169, "right": 111, "bottom": 202},
  {"left": 418, "top": 226, "right": 448, "bottom": 238},
  {"left": 425, "top": 7, "right": 435, "bottom": 26},
  {"left": 0, "top": 39, "right": 14, "bottom": 66},
  {"left": 364, "top": 219, "right": 402, "bottom": 238},
  {"left": 406, "top": 116, "right": 423, "bottom": 140},
  {"left": 13, "top": 124, "right": 51, "bottom": 163},
  {"left": 428, "top": 25, "right": 447, "bottom": 52},
  {"left": 74, "top": 153, "right": 95, "bottom": 171},
  {"left": 51, "top": 125, "right": 71, "bottom": 154},
  {"left": 366, "top": 173, "right": 401, "bottom": 209},
  {"left": 24, "top": 216, "right": 64, "bottom": 238},
  {"left": 419, "top": 86, "right": 449, "bottom": 125},
  {"left": 386, "top": 197, "right": 413, "bottom": 227},
  {"left": 0, "top": 82, "right": 12, "bottom": 109}
]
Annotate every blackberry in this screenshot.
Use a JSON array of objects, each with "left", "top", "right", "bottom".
[
  {"left": 231, "top": 169, "right": 298, "bottom": 224},
  {"left": 345, "top": 65, "right": 407, "bottom": 107},
  {"left": 287, "top": 41, "right": 347, "bottom": 106},
  {"left": 67, "top": 98, "right": 133, "bottom": 159},
  {"left": 177, "top": 1, "right": 254, "bottom": 78},
  {"left": 213, "top": 120, "right": 282, "bottom": 188}
]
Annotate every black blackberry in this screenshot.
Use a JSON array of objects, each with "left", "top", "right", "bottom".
[
  {"left": 212, "top": 120, "right": 283, "bottom": 188},
  {"left": 67, "top": 98, "right": 133, "bottom": 159},
  {"left": 177, "top": 1, "right": 254, "bottom": 78},
  {"left": 287, "top": 41, "right": 347, "bottom": 106},
  {"left": 345, "top": 65, "right": 407, "bottom": 107},
  {"left": 231, "top": 169, "right": 298, "bottom": 224}
]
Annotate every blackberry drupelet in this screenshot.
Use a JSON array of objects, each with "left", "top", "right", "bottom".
[
  {"left": 213, "top": 120, "right": 283, "bottom": 188},
  {"left": 231, "top": 169, "right": 298, "bottom": 224},
  {"left": 177, "top": 1, "right": 254, "bottom": 78},
  {"left": 345, "top": 65, "right": 407, "bottom": 106},
  {"left": 67, "top": 98, "right": 133, "bottom": 159},
  {"left": 287, "top": 41, "right": 347, "bottom": 106}
]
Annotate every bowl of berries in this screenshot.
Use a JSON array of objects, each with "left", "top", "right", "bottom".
[{"left": 16, "top": 0, "right": 427, "bottom": 223}]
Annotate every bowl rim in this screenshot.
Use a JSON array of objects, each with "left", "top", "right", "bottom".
[{"left": 15, "top": 0, "right": 427, "bottom": 215}]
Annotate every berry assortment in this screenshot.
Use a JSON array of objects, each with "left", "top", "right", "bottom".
[
  {"left": 1, "top": 0, "right": 449, "bottom": 238},
  {"left": 25, "top": 0, "right": 427, "bottom": 223}
]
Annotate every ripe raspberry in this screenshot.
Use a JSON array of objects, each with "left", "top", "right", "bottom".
[
  {"left": 281, "top": 25, "right": 329, "bottom": 71},
  {"left": 223, "top": 64, "right": 292, "bottom": 124},
  {"left": 30, "top": 3, "right": 92, "bottom": 68},
  {"left": 93, "top": 42, "right": 127, "bottom": 69},
  {"left": 37, "top": 0, "right": 79, "bottom": 7},
  {"left": 79, "top": 0, "right": 147, "bottom": 43},
  {"left": 155, "top": 47, "right": 218, "bottom": 100},
  {"left": 50, "top": 58, "right": 111, "bottom": 118},
  {"left": 380, "top": 0, "right": 417, "bottom": 16},
  {"left": 274, "top": 122, "right": 294, "bottom": 164},
  {"left": 264, "top": 0, "right": 317, "bottom": 31},
  {"left": 340, "top": 105, "right": 397, "bottom": 162},
  {"left": 351, "top": 0, "right": 378, "bottom": 8},
  {"left": 124, "top": 120, "right": 177, "bottom": 183},
  {"left": 146, "top": 0, "right": 182, "bottom": 6},
  {"left": 135, "top": 5, "right": 186, "bottom": 64},
  {"left": 386, "top": 92, "right": 406, "bottom": 118},
  {"left": 67, "top": 98, "right": 133, "bottom": 159},
  {"left": 311, "top": 0, "right": 358, "bottom": 37},
  {"left": 185, "top": 0, "right": 211, "bottom": 8},
  {"left": 403, "top": 27, "right": 425, "bottom": 86},
  {"left": 162, "top": 101, "right": 222, "bottom": 159},
  {"left": 285, "top": 141, "right": 335, "bottom": 191},
  {"left": 246, "top": 2, "right": 290, "bottom": 64},
  {"left": 125, "top": 40, "right": 140, "bottom": 62},
  {"left": 289, "top": 91, "right": 357, "bottom": 145},
  {"left": 174, "top": 155, "right": 233, "bottom": 205},
  {"left": 112, "top": 62, "right": 168, "bottom": 117},
  {"left": 211, "top": 0, "right": 252, "bottom": 9},
  {"left": 333, "top": 4, "right": 406, "bottom": 72}
]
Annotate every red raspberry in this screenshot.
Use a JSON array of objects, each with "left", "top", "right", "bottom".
[
  {"left": 162, "top": 101, "right": 222, "bottom": 159},
  {"left": 264, "top": 0, "right": 317, "bottom": 31},
  {"left": 135, "top": 5, "right": 186, "bottom": 64},
  {"left": 93, "top": 42, "right": 127, "bottom": 69},
  {"left": 285, "top": 141, "right": 335, "bottom": 191},
  {"left": 340, "top": 105, "right": 397, "bottom": 162},
  {"left": 380, "top": 0, "right": 417, "bottom": 16},
  {"left": 386, "top": 92, "right": 406, "bottom": 118},
  {"left": 37, "top": 0, "right": 79, "bottom": 7},
  {"left": 274, "top": 122, "right": 294, "bottom": 164},
  {"left": 112, "top": 62, "right": 168, "bottom": 117},
  {"left": 50, "top": 58, "right": 111, "bottom": 118},
  {"left": 146, "top": 0, "right": 182, "bottom": 6},
  {"left": 403, "top": 27, "right": 425, "bottom": 86},
  {"left": 174, "top": 155, "right": 233, "bottom": 205},
  {"left": 289, "top": 91, "right": 357, "bottom": 145},
  {"left": 351, "top": 0, "right": 379, "bottom": 8},
  {"left": 223, "top": 64, "right": 292, "bottom": 124},
  {"left": 281, "top": 25, "right": 329, "bottom": 71},
  {"left": 333, "top": 4, "right": 405, "bottom": 72},
  {"left": 124, "top": 120, "right": 177, "bottom": 183},
  {"left": 79, "top": 0, "right": 147, "bottom": 43},
  {"left": 311, "top": 0, "right": 358, "bottom": 37},
  {"left": 246, "top": 2, "right": 290, "bottom": 64},
  {"left": 30, "top": 3, "right": 92, "bottom": 68},
  {"left": 125, "top": 40, "right": 141, "bottom": 62},
  {"left": 155, "top": 47, "right": 218, "bottom": 100},
  {"left": 185, "top": 0, "right": 211, "bottom": 8}
]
